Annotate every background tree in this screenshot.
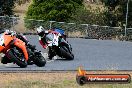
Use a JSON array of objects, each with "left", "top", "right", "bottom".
[
  {"left": 0, "top": 0, "right": 14, "bottom": 16},
  {"left": 0, "top": 0, "right": 29, "bottom": 28},
  {"left": 70, "top": 6, "right": 106, "bottom": 25},
  {"left": 26, "top": 0, "right": 83, "bottom": 22},
  {"left": 102, "top": 0, "right": 132, "bottom": 27},
  {"left": 117, "top": 0, "right": 132, "bottom": 28},
  {"left": 102, "top": 0, "right": 119, "bottom": 26}
]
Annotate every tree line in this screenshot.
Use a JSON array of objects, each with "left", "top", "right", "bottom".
[{"left": 0, "top": 0, "right": 132, "bottom": 28}]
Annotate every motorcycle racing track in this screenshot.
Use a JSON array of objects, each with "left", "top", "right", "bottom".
[{"left": 0, "top": 35, "right": 132, "bottom": 71}]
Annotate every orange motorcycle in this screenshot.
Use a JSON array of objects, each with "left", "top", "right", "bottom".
[{"left": 0, "top": 31, "right": 28, "bottom": 68}]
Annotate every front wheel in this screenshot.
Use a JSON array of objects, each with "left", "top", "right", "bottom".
[
  {"left": 60, "top": 46, "right": 74, "bottom": 60},
  {"left": 6, "top": 48, "right": 27, "bottom": 68}
]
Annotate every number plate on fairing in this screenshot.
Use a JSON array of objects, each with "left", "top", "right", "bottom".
[
  {"left": 52, "top": 34, "right": 59, "bottom": 46},
  {"left": 47, "top": 33, "right": 59, "bottom": 46}
]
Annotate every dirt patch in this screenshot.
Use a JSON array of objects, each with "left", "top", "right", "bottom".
[
  {"left": 68, "top": 31, "right": 86, "bottom": 38},
  {"left": 83, "top": 1, "right": 105, "bottom": 13},
  {"left": 13, "top": 1, "right": 32, "bottom": 32}
]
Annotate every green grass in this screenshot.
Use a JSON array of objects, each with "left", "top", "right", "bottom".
[
  {"left": 0, "top": 72, "right": 131, "bottom": 88},
  {"left": 3, "top": 79, "right": 132, "bottom": 88}
]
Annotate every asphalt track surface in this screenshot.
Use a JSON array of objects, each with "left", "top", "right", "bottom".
[{"left": 0, "top": 35, "right": 132, "bottom": 71}]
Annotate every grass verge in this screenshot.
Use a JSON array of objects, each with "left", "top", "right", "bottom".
[{"left": 0, "top": 71, "right": 132, "bottom": 88}]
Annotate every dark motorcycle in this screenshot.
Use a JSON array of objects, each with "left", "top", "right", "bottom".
[{"left": 15, "top": 33, "right": 46, "bottom": 67}]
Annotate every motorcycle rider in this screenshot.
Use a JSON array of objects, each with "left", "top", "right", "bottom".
[
  {"left": 5, "top": 30, "right": 36, "bottom": 49},
  {"left": 37, "top": 26, "right": 68, "bottom": 60}
]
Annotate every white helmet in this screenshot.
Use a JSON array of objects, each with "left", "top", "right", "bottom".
[{"left": 37, "top": 26, "right": 44, "bottom": 34}]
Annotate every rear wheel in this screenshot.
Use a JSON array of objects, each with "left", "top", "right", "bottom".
[
  {"left": 6, "top": 48, "right": 27, "bottom": 68},
  {"left": 33, "top": 52, "right": 46, "bottom": 67}
]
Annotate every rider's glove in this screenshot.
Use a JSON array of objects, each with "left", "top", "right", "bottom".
[{"left": 58, "top": 33, "right": 61, "bottom": 36}]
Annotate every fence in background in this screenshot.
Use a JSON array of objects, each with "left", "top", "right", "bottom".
[
  {"left": 0, "top": 16, "right": 19, "bottom": 29},
  {"left": 0, "top": 16, "right": 132, "bottom": 41}
]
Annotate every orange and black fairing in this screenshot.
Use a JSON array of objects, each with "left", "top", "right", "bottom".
[
  {"left": 13, "top": 38, "right": 28, "bottom": 61},
  {"left": 0, "top": 32, "right": 28, "bottom": 61}
]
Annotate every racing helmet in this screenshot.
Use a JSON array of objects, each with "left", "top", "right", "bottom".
[
  {"left": 37, "top": 26, "right": 44, "bottom": 33},
  {"left": 36, "top": 26, "right": 45, "bottom": 37},
  {"left": 37, "top": 26, "right": 49, "bottom": 37}
]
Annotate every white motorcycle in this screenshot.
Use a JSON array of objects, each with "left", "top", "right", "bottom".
[{"left": 45, "top": 32, "right": 74, "bottom": 60}]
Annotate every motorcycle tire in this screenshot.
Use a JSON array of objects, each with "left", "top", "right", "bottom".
[
  {"left": 33, "top": 54, "right": 46, "bottom": 67},
  {"left": 60, "top": 46, "right": 74, "bottom": 60},
  {"left": 6, "top": 48, "right": 27, "bottom": 68}
]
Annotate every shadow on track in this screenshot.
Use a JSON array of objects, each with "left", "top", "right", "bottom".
[
  {"left": 55, "top": 59, "right": 73, "bottom": 61},
  {"left": 5, "top": 66, "right": 22, "bottom": 68}
]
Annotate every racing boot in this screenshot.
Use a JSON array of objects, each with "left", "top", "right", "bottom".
[
  {"left": 47, "top": 52, "right": 54, "bottom": 61},
  {"left": 47, "top": 47, "right": 55, "bottom": 61},
  {"left": 27, "top": 59, "right": 34, "bottom": 65}
]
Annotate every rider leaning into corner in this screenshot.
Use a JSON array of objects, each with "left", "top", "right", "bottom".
[
  {"left": 36, "top": 26, "right": 68, "bottom": 60},
  {"left": 2, "top": 29, "right": 36, "bottom": 49}
]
